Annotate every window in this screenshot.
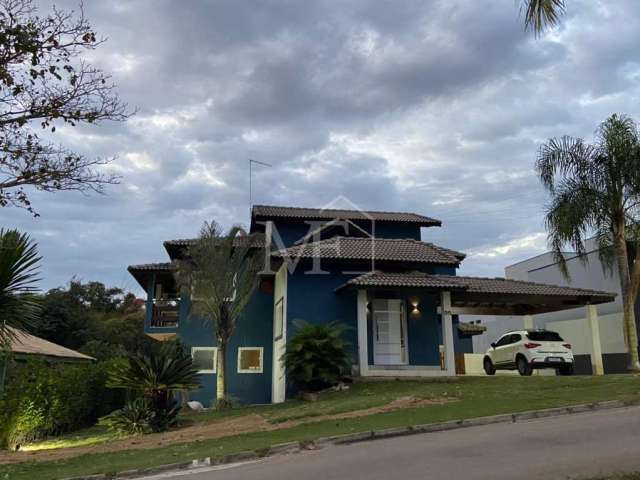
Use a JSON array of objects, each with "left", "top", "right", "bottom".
[
  {"left": 238, "top": 347, "right": 264, "bottom": 373},
  {"left": 527, "top": 331, "right": 564, "bottom": 342},
  {"left": 191, "top": 347, "right": 217, "bottom": 374},
  {"left": 494, "top": 335, "right": 511, "bottom": 347},
  {"left": 509, "top": 334, "right": 522, "bottom": 343}
]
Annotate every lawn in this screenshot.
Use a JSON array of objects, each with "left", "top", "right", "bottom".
[{"left": 2, "top": 375, "right": 640, "bottom": 480}]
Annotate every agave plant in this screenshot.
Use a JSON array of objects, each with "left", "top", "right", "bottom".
[
  {"left": 0, "top": 229, "right": 42, "bottom": 346},
  {"left": 99, "top": 398, "right": 154, "bottom": 435},
  {"left": 283, "top": 320, "right": 352, "bottom": 393},
  {"left": 107, "top": 348, "right": 200, "bottom": 432}
]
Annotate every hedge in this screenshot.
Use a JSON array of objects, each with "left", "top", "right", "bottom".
[{"left": 0, "top": 358, "right": 125, "bottom": 449}]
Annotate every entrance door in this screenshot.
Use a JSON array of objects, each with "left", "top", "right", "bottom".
[{"left": 372, "top": 299, "right": 408, "bottom": 365}]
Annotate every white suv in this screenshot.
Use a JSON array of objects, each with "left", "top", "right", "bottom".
[{"left": 483, "top": 329, "right": 574, "bottom": 376}]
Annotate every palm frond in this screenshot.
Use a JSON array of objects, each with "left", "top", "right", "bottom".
[
  {"left": 543, "top": 176, "right": 601, "bottom": 278},
  {"left": 523, "top": 0, "right": 566, "bottom": 36},
  {"left": 174, "top": 221, "right": 263, "bottom": 344},
  {"left": 536, "top": 135, "right": 598, "bottom": 193},
  {"left": 0, "top": 229, "right": 42, "bottom": 345}
]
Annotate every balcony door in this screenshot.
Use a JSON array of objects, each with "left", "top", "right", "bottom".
[{"left": 372, "top": 299, "right": 408, "bottom": 365}]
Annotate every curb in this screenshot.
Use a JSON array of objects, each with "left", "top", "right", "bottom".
[{"left": 62, "top": 398, "right": 639, "bottom": 480}]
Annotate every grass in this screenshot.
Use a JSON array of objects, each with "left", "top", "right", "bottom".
[
  {"left": 2, "top": 375, "right": 640, "bottom": 480},
  {"left": 19, "top": 426, "right": 122, "bottom": 452}
]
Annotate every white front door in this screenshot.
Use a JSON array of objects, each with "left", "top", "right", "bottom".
[{"left": 373, "top": 299, "right": 408, "bottom": 365}]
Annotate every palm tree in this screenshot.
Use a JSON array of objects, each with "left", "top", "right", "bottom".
[
  {"left": 0, "top": 229, "right": 41, "bottom": 392},
  {"left": 536, "top": 114, "right": 640, "bottom": 370},
  {"left": 107, "top": 346, "right": 200, "bottom": 431},
  {"left": 174, "top": 221, "right": 263, "bottom": 403},
  {"left": 0, "top": 229, "right": 41, "bottom": 344},
  {"left": 522, "top": 0, "right": 566, "bottom": 36}
]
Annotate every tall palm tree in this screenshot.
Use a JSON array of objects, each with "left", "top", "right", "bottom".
[
  {"left": 536, "top": 114, "right": 640, "bottom": 370},
  {"left": 0, "top": 229, "right": 41, "bottom": 345},
  {"left": 174, "top": 221, "right": 263, "bottom": 403},
  {"left": 523, "top": 0, "right": 566, "bottom": 36}
]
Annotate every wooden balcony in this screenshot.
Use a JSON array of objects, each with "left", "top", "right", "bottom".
[{"left": 150, "top": 298, "right": 180, "bottom": 328}]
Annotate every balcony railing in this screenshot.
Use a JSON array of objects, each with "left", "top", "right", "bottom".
[{"left": 150, "top": 297, "right": 180, "bottom": 328}]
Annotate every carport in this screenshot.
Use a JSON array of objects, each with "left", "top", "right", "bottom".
[{"left": 338, "top": 272, "right": 617, "bottom": 376}]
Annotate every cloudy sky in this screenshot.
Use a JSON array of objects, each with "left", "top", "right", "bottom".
[{"left": 4, "top": 0, "right": 640, "bottom": 295}]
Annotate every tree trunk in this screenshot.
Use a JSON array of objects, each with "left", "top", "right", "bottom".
[
  {"left": 0, "top": 354, "right": 7, "bottom": 393},
  {"left": 216, "top": 342, "right": 226, "bottom": 400},
  {"left": 614, "top": 232, "right": 640, "bottom": 371}
]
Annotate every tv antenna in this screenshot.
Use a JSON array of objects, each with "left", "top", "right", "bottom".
[{"left": 249, "top": 158, "right": 272, "bottom": 213}]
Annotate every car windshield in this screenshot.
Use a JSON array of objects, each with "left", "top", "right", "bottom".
[{"left": 527, "top": 331, "right": 564, "bottom": 342}]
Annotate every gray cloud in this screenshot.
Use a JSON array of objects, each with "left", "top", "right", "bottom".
[{"left": 7, "top": 0, "right": 640, "bottom": 294}]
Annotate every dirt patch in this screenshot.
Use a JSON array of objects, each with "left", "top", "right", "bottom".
[{"left": 0, "top": 396, "right": 457, "bottom": 465}]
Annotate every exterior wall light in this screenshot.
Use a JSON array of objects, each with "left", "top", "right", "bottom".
[{"left": 410, "top": 299, "right": 420, "bottom": 315}]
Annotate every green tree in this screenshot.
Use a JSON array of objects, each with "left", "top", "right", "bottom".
[
  {"left": 174, "top": 221, "right": 263, "bottom": 402},
  {"left": 522, "top": 0, "right": 566, "bottom": 36},
  {"left": 536, "top": 114, "right": 640, "bottom": 370},
  {"left": 0, "top": 0, "right": 132, "bottom": 216},
  {"left": 31, "top": 280, "right": 151, "bottom": 357}
]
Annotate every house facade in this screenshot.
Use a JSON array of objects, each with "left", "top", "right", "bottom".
[{"left": 129, "top": 205, "right": 615, "bottom": 405}]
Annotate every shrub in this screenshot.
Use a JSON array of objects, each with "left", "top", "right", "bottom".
[
  {"left": 0, "top": 359, "right": 124, "bottom": 450},
  {"left": 99, "top": 398, "right": 153, "bottom": 435},
  {"left": 107, "top": 347, "right": 199, "bottom": 433},
  {"left": 283, "top": 320, "right": 352, "bottom": 392}
]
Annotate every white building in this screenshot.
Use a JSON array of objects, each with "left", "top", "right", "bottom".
[{"left": 469, "top": 238, "right": 633, "bottom": 374}]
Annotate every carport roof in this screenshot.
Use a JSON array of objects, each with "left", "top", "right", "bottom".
[{"left": 336, "top": 271, "right": 616, "bottom": 315}]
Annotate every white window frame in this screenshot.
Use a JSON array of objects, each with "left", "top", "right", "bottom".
[
  {"left": 191, "top": 347, "right": 217, "bottom": 374},
  {"left": 237, "top": 347, "right": 264, "bottom": 374}
]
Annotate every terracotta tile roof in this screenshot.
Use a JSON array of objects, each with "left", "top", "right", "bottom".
[
  {"left": 163, "top": 236, "right": 265, "bottom": 249},
  {"left": 252, "top": 205, "right": 441, "bottom": 226},
  {"left": 337, "top": 271, "right": 466, "bottom": 289},
  {"left": 444, "top": 275, "right": 615, "bottom": 298},
  {"left": 274, "top": 237, "right": 464, "bottom": 265},
  {"left": 6, "top": 327, "right": 94, "bottom": 361},
  {"left": 337, "top": 271, "right": 616, "bottom": 300},
  {"left": 128, "top": 262, "right": 174, "bottom": 272}
]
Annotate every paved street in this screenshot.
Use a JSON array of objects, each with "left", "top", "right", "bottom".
[{"left": 142, "top": 406, "right": 640, "bottom": 480}]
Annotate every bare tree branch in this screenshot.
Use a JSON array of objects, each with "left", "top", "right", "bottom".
[{"left": 0, "top": 0, "right": 134, "bottom": 215}]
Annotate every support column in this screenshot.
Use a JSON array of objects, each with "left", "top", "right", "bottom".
[
  {"left": 586, "top": 304, "right": 604, "bottom": 376},
  {"left": 440, "top": 291, "right": 456, "bottom": 375},
  {"left": 357, "top": 289, "right": 369, "bottom": 377},
  {"left": 523, "top": 314, "right": 534, "bottom": 330}
]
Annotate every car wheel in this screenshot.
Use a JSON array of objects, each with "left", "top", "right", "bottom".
[
  {"left": 558, "top": 364, "right": 574, "bottom": 376},
  {"left": 516, "top": 356, "right": 533, "bottom": 376},
  {"left": 484, "top": 358, "right": 496, "bottom": 376}
]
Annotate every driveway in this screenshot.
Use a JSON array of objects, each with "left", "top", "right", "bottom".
[{"left": 140, "top": 406, "right": 640, "bottom": 480}]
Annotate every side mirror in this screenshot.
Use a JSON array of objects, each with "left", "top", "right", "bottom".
[{"left": 490, "top": 342, "right": 496, "bottom": 349}]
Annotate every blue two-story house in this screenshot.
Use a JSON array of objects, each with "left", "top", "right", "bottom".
[{"left": 128, "top": 204, "right": 615, "bottom": 405}]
